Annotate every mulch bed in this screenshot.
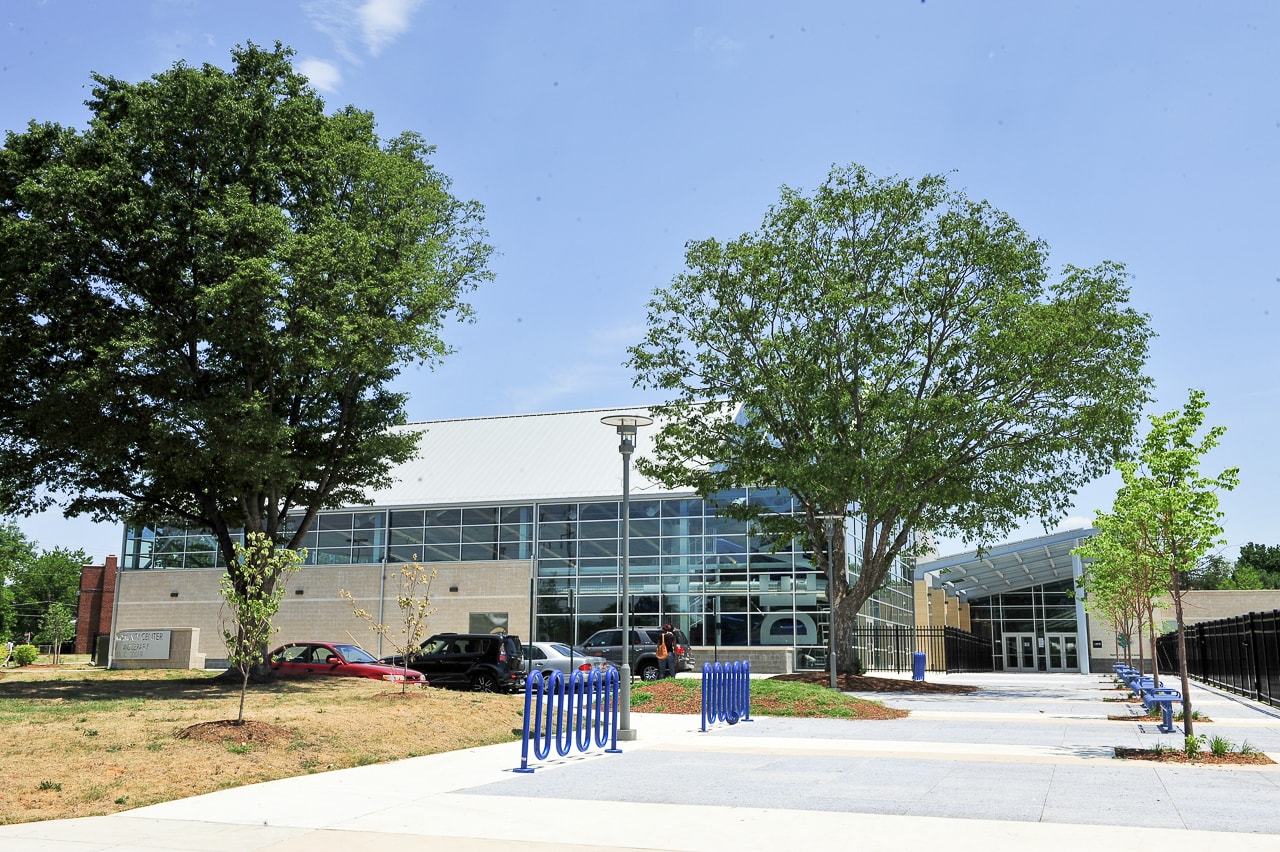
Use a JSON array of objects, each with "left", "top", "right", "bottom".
[
  {"left": 771, "top": 672, "right": 977, "bottom": 694},
  {"left": 175, "top": 719, "right": 294, "bottom": 746},
  {"left": 1114, "top": 747, "right": 1273, "bottom": 765}
]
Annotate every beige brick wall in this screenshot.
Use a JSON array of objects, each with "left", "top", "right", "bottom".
[
  {"left": 914, "top": 580, "right": 971, "bottom": 630},
  {"left": 114, "top": 561, "right": 533, "bottom": 664},
  {"left": 1086, "top": 590, "right": 1280, "bottom": 670}
]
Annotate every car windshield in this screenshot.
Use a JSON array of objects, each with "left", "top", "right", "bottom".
[
  {"left": 334, "top": 645, "right": 377, "bottom": 664},
  {"left": 549, "top": 643, "right": 573, "bottom": 656}
]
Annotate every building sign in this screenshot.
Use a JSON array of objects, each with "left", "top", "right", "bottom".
[{"left": 114, "top": 630, "right": 171, "bottom": 660}]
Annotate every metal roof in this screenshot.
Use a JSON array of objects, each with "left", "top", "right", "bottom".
[
  {"left": 914, "top": 527, "right": 1098, "bottom": 602},
  {"left": 361, "top": 406, "right": 719, "bottom": 509}
]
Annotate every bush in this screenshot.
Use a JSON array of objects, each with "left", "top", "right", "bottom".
[{"left": 12, "top": 644, "right": 39, "bottom": 666}]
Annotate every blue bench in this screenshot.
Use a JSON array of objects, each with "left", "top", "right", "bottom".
[
  {"left": 1127, "top": 675, "right": 1156, "bottom": 695},
  {"left": 1141, "top": 687, "right": 1181, "bottom": 734}
]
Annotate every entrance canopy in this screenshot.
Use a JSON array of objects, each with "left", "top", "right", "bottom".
[{"left": 915, "top": 527, "right": 1098, "bottom": 602}]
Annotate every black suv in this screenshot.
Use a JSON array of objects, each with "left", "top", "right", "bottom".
[
  {"left": 579, "top": 627, "right": 695, "bottom": 681},
  {"left": 381, "top": 632, "right": 525, "bottom": 693}
]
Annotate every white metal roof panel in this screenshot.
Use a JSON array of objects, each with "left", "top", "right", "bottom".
[
  {"left": 913, "top": 527, "right": 1098, "bottom": 601},
  {"left": 360, "top": 406, "right": 705, "bottom": 508}
]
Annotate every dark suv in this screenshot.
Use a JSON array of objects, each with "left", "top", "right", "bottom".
[
  {"left": 381, "top": 632, "right": 525, "bottom": 693},
  {"left": 579, "top": 627, "right": 695, "bottom": 681}
]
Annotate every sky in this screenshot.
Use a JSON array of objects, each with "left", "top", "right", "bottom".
[{"left": 2, "top": 0, "right": 1277, "bottom": 565}]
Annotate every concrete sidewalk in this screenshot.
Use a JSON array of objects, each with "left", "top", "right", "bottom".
[{"left": 4, "top": 672, "right": 1280, "bottom": 851}]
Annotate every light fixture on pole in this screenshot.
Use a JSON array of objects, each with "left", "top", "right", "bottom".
[
  {"left": 601, "top": 413, "right": 653, "bottom": 742},
  {"left": 815, "top": 513, "right": 843, "bottom": 691}
]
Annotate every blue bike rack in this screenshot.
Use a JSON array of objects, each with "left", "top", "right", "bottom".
[
  {"left": 516, "top": 666, "right": 620, "bottom": 773},
  {"left": 701, "top": 660, "right": 752, "bottom": 732}
]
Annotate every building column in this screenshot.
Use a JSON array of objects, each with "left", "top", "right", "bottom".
[{"left": 1072, "top": 544, "right": 1090, "bottom": 674}]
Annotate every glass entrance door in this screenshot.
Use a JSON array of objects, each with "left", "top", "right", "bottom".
[
  {"left": 1046, "top": 633, "right": 1079, "bottom": 672},
  {"left": 1003, "top": 633, "right": 1037, "bottom": 671}
]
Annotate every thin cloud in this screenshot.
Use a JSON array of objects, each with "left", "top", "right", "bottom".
[
  {"left": 359, "top": 0, "right": 421, "bottom": 56},
  {"left": 303, "top": 0, "right": 421, "bottom": 68},
  {"left": 297, "top": 57, "right": 343, "bottom": 93},
  {"left": 692, "top": 27, "right": 744, "bottom": 68}
]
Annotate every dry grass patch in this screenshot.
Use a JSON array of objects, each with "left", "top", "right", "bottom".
[{"left": 0, "top": 667, "right": 523, "bottom": 825}]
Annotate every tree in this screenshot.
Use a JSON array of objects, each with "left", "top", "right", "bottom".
[
  {"left": 1236, "top": 542, "right": 1280, "bottom": 588},
  {"left": 630, "top": 164, "right": 1153, "bottom": 677},
  {"left": 1076, "top": 389, "right": 1238, "bottom": 746},
  {"left": 1184, "top": 554, "right": 1233, "bottom": 590},
  {"left": 7, "top": 547, "right": 87, "bottom": 639},
  {"left": 37, "top": 602, "right": 74, "bottom": 665},
  {"left": 220, "top": 533, "right": 303, "bottom": 723},
  {"left": 1181, "top": 552, "right": 1272, "bottom": 590},
  {"left": 0, "top": 43, "right": 491, "bottom": 670},
  {"left": 340, "top": 560, "right": 436, "bottom": 694},
  {"left": 1076, "top": 534, "right": 1152, "bottom": 671},
  {"left": 0, "top": 521, "right": 36, "bottom": 641},
  {"left": 1075, "top": 519, "right": 1163, "bottom": 680}
]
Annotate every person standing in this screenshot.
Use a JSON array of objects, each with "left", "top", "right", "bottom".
[
  {"left": 3, "top": 639, "right": 13, "bottom": 667},
  {"left": 658, "top": 624, "right": 677, "bottom": 679}
]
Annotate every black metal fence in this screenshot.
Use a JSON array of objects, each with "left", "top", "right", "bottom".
[
  {"left": 852, "top": 624, "right": 994, "bottom": 674},
  {"left": 1155, "top": 610, "right": 1280, "bottom": 709}
]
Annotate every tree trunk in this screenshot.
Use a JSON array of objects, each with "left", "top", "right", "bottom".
[
  {"left": 237, "top": 669, "right": 249, "bottom": 724},
  {"left": 825, "top": 519, "right": 861, "bottom": 678},
  {"left": 1146, "top": 603, "right": 1160, "bottom": 689},
  {"left": 1171, "top": 575, "right": 1194, "bottom": 740},
  {"left": 1141, "top": 614, "right": 1152, "bottom": 680}
]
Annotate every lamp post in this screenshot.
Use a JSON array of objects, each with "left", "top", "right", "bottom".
[{"left": 601, "top": 413, "right": 653, "bottom": 741}]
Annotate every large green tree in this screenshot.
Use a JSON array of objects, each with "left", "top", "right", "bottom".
[
  {"left": 1236, "top": 542, "right": 1280, "bottom": 588},
  {"left": 631, "top": 164, "right": 1153, "bottom": 676},
  {"left": 0, "top": 43, "right": 491, "bottom": 655},
  {"left": 8, "top": 547, "right": 87, "bottom": 640},
  {"left": 1076, "top": 389, "right": 1238, "bottom": 745},
  {"left": 0, "top": 521, "right": 85, "bottom": 640},
  {"left": 0, "top": 521, "right": 36, "bottom": 641}
]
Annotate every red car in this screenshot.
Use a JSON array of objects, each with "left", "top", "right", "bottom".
[{"left": 269, "top": 642, "right": 427, "bottom": 685}]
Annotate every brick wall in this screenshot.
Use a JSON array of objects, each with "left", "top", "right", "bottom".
[{"left": 75, "top": 555, "right": 118, "bottom": 655}]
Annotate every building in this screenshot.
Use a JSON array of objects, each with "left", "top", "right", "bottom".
[
  {"left": 914, "top": 528, "right": 1096, "bottom": 673},
  {"left": 111, "top": 406, "right": 916, "bottom": 671}
]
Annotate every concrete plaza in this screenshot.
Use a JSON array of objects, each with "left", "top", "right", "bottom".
[{"left": 3, "top": 671, "right": 1280, "bottom": 851}]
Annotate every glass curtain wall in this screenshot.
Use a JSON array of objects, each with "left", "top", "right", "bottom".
[
  {"left": 532, "top": 487, "right": 914, "bottom": 668},
  {"left": 124, "top": 489, "right": 915, "bottom": 670},
  {"left": 966, "top": 579, "right": 1079, "bottom": 671}
]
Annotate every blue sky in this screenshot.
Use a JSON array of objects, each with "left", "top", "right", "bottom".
[{"left": 3, "top": 1, "right": 1277, "bottom": 564}]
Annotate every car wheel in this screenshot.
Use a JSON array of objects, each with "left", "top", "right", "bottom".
[
  {"left": 638, "top": 661, "right": 660, "bottom": 681},
  {"left": 470, "top": 673, "right": 499, "bottom": 693}
]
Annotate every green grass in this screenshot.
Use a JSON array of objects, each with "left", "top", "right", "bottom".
[
  {"left": 750, "top": 678, "right": 897, "bottom": 718},
  {"left": 631, "top": 676, "right": 902, "bottom": 720}
]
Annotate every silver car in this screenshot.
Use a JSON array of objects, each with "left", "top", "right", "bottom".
[{"left": 525, "top": 641, "right": 613, "bottom": 682}]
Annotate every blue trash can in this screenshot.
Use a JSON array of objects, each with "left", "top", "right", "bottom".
[{"left": 912, "top": 652, "right": 926, "bottom": 681}]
